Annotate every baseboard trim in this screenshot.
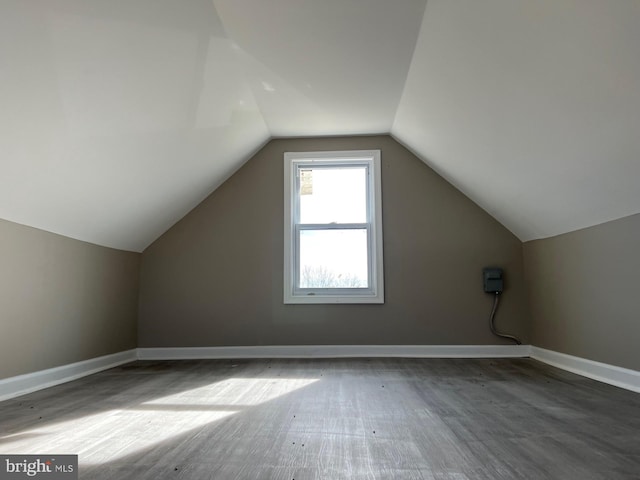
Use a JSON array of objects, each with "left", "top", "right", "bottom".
[
  {"left": 137, "top": 344, "right": 532, "bottom": 360},
  {"left": 0, "top": 349, "right": 137, "bottom": 402},
  {"left": 3, "top": 346, "right": 636, "bottom": 400},
  {"left": 531, "top": 347, "right": 640, "bottom": 393}
]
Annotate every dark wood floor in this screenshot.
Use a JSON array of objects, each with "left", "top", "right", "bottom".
[{"left": 0, "top": 358, "right": 638, "bottom": 479}]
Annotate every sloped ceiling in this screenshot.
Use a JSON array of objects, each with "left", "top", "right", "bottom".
[
  {"left": 393, "top": 0, "right": 640, "bottom": 241},
  {"left": 1, "top": 0, "right": 639, "bottom": 251}
]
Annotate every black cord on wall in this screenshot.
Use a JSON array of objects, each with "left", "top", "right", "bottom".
[{"left": 489, "top": 292, "right": 522, "bottom": 345}]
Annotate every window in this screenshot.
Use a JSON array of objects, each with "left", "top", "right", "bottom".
[{"left": 284, "top": 150, "right": 384, "bottom": 304}]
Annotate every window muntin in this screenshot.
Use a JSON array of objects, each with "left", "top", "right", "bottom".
[{"left": 284, "top": 150, "right": 384, "bottom": 304}]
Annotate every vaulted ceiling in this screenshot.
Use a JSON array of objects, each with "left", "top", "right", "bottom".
[{"left": 2, "top": 0, "right": 639, "bottom": 252}]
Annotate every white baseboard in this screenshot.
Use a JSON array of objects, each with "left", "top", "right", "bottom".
[
  {"left": 0, "top": 349, "right": 137, "bottom": 402},
  {"left": 531, "top": 346, "right": 640, "bottom": 393},
  {"left": 3, "top": 346, "right": 636, "bottom": 400},
  {"left": 137, "top": 344, "right": 532, "bottom": 360}
]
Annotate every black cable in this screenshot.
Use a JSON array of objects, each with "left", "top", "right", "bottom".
[{"left": 489, "top": 292, "right": 522, "bottom": 345}]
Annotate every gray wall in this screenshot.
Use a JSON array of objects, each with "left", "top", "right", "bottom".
[
  {"left": 524, "top": 213, "right": 640, "bottom": 371},
  {"left": 139, "top": 135, "right": 528, "bottom": 347},
  {"left": 0, "top": 219, "right": 140, "bottom": 379}
]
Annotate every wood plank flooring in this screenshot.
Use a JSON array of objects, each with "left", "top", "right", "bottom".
[{"left": 0, "top": 358, "right": 638, "bottom": 479}]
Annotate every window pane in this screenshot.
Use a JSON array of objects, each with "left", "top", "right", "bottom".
[
  {"left": 299, "top": 167, "right": 367, "bottom": 224},
  {"left": 299, "top": 229, "right": 368, "bottom": 289}
]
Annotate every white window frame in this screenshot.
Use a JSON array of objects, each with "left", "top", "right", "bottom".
[{"left": 284, "top": 150, "right": 384, "bottom": 304}]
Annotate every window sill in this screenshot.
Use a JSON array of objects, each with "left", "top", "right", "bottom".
[{"left": 284, "top": 294, "right": 384, "bottom": 305}]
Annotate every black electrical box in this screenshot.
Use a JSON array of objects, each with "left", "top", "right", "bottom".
[{"left": 483, "top": 267, "right": 503, "bottom": 293}]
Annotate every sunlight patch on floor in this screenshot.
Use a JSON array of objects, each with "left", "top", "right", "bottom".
[
  {"left": 0, "top": 377, "right": 319, "bottom": 465},
  {"left": 143, "top": 377, "right": 319, "bottom": 406}
]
